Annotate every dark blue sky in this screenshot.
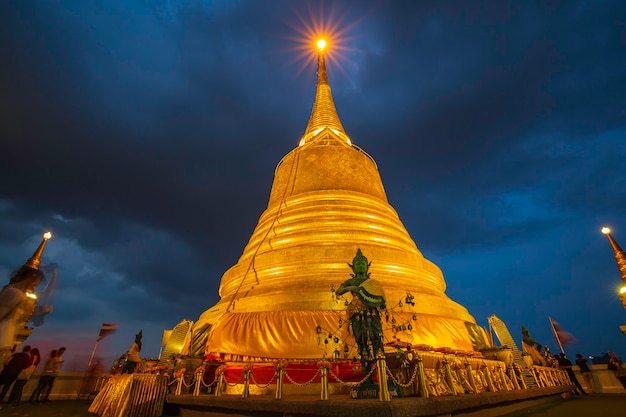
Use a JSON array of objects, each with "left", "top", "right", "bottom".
[{"left": 1, "top": 1, "right": 625, "bottom": 367}]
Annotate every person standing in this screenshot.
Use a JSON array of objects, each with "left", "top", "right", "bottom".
[
  {"left": 122, "top": 331, "right": 142, "bottom": 374},
  {"left": 41, "top": 347, "right": 65, "bottom": 402},
  {"left": 8, "top": 347, "right": 40, "bottom": 406},
  {"left": 29, "top": 349, "right": 59, "bottom": 403},
  {"left": 0, "top": 345, "right": 32, "bottom": 402},
  {"left": 607, "top": 351, "right": 626, "bottom": 389},
  {"left": 558, "top": 352, "right": 586, "bottom": 395},
  {"left": 575, "top": 353, "right": 595, "bottom": 393}
]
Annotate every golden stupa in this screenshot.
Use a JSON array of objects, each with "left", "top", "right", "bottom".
[{"left": 192, "top": 40, "right": 484, "bottom": 361}]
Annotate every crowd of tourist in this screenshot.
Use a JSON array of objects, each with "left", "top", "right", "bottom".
[{"left": 0, "top": 344, "right": 65, "bottom": 408}]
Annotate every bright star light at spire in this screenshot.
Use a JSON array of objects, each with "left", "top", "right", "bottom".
[
  {"left": 316, "top": 38, "right": 327, "bottom": 52},
  {"left": 282, "top": 4, "right": 360, "bottom": 80}
]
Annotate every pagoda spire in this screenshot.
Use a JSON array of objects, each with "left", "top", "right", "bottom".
[
  {"left": 24, "top": 231, "right": 53, "bottom": 270},
  {"left": 601, "top": 227, "right": 626, "bottom": 282},
  {"left": 300, "top": 42, "right": 348, "bottom": 145},
  {"left": 601, "top": 227, "right": 626, "bottom": 308}
]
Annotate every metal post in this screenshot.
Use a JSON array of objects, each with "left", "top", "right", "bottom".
[
  {"left": 193, "top": 370, "right": 202, "bottom": 396},
  {"left": 242, "top": 368, "right": 251, "bottom": 399},
  {"left": 214, "top": 373, "right": 224, "bottom": 397},
  {"left": 416, "top": 355, "right": 429, "bottom": 398},
  {"left": 482, "top": 363, "right": 495, "bottom": 392},
  {"left": 497, "top": 365, "right": 510, "bottom": 391},
  {"left": 442, "top": 356, "right": 456, "bottom": 395},
  {"left": 508, "top": 366, "right": 520, "bottom": 390},
  {"left": 465, "top": 360, "right": 477, "bottom": 394},
  {"left": 320, "top": 367, "right": 329, "bottom": 401},
  {"left": 376, "top": 355, "right": 391, "bottom": 402},
  {"left": 275, "top": 368, "right": 284, "bottom": 400},
  {"left": 175, "top": 376, "right": 183, "bottom": 395}
]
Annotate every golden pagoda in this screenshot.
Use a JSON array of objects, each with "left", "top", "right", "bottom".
[{"left": 192, "top": 40, "right": 485, "bottom": 361}]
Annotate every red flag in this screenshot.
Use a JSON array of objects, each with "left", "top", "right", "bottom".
[
  {"left": 549, "top": 317, "right": 577, "bottom": 349},
  {"left": 97, "top": 323, "right": 118, "bottom": 341}
]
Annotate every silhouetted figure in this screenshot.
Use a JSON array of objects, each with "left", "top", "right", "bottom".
[
  {"left": 0, "top": 345, "right": 31, "bottom": 401},
  {"left": 558, "top": 352, "right": 586, "bottom": 395},
  {"left": 575, "top": 353, "right": 595, "bottom": 393},
  {"left": 122, "top": 330, "right": 143, "bottom": 374},
  {"left": 9, "top": 347, "right": 40, "bottom": 405},
  {"left": 608, "top": 351, "right": 626, "bottom": 389},
  {"left": 29, "top": 347, "right": 64, "bottom": 403}
]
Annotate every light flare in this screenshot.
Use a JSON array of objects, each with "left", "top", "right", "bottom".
[{"left": 281, "top": 4, "right": 362, "bottom": 81}]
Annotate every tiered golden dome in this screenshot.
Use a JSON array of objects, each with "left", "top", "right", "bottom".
[{"left": 193, "top": 46, "right": 482, "bottom": 360}]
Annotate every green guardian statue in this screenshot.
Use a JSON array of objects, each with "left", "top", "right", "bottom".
[{"left": 336, "top": 249, "right": 386, "bottom": 377}]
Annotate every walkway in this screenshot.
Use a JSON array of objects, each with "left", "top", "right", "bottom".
[
  {"left": 501, "top": 393, "right": 626, "bottom": 417},
  {"left": 0, "top": 394, "right": 625, "bottom": 417}
]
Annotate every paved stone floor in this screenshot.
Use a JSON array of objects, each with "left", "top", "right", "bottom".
[
  {"left": 500, "top": 393, "right": 626, "bottom": 417},
  {"left": 0, "top": 394, "right": 625, "bottom": 417}
]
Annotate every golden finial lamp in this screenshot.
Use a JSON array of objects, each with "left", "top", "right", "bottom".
[
  {"left": 601, "top": 227, "right": 626, "bottom": 309},
  {"left": 24, "top": 231, "right": 53, "bottom": 270}
]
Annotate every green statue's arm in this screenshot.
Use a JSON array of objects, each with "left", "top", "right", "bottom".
[
  {"left": 336, "top": 285, "right": 359, "bottom": 296},
  {"left": 335, "top": 279, "right": 357, "bottom": 296}
]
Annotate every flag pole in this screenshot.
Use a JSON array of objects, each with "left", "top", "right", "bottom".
[
  {"left": 88, "top": 340, "right": 99, "bottom": 369},
  {"left": 549, "top": 317, "right": 565, "bottom": 354}
]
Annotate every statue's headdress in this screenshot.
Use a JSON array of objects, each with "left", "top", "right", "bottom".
[
  {"left": 352, "top": 248, "right": 368, "bottom": 265},
  {"left": 349, "top": 248, "right": 371, "bottom": 278}
]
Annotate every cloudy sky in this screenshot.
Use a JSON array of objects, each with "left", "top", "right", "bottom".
[{"left": 1, "top": 1, "right": 625, "bottom": 368}]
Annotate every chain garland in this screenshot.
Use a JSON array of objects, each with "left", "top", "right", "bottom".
[
  {"left": 166, "top": 356, "right": 573, "bottom": 397},
  {"left": 250, "top": 371, "right": 277, "bottom": 388},
  {"left": 181, "top": 374, "right": 195, "bottom": 388},
  {"left": 284, "top": 368, "right": 322, "bottom": 386},
  {"left": 328, "top": 364, "right": 376, "bottom": 386},
  {"left": 226, "top": 372, "right": 246, "bottom": 386},
  {"left": 200, "top": 374, "right": 218, "bottom": 388},
  {"left": 385, "top": 364, "right": 418, "bottom": 388}
]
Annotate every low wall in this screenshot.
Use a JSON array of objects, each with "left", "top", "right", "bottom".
[
  {"left": 16, "top": 371, "right": 101, "bottom": 401},
  {"left": 572, "top": 364, "right": 626, "bottom": 394}
]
